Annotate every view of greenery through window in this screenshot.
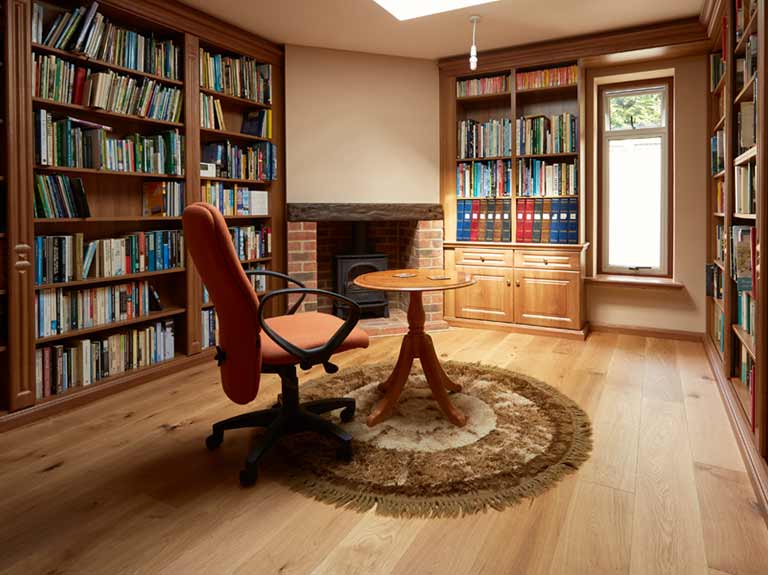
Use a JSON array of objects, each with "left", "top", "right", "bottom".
[{"left": 608, "top": 90, "right": 664, "bottom": 130}]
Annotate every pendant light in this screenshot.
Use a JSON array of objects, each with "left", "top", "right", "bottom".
[{"left": 469, "top": 15, "right": 480, "bottom": 71}]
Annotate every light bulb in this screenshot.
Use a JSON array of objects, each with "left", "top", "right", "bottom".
[{"left": 470, "top": 45, "right": 477, "bottom": 70}]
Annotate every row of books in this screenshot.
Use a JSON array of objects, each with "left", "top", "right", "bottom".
[
  {"left": 202, "top": 264, "right": 266, "bottom": 303},
  {"left": 737, "top": 345, "right": 756, "bottom": 430},
  {"left": 201, "top": 140, "right": 277, "bottom": 181},
  {"left": 199, "top": 49, "right": 271, "bottom": 105},
  {"left": 456, "top": 74, "right": 510, "bottom": 97},
  {"left": 516, "top": 65, "right": 577, "bottom": 90},
  {"left": 516, "top": 114, "right": 577, "bottom": 156},
  {"left": 202, "top": 182, "right": 269, "bottom": 216},
  {"left": 35, "top": 320, "right": 176, "bottom": 398},
  {"left": 142, "top": 181, "right": 185, "bottom": 217},
  {"left": 516, "top": 198, "right": 579, "bottom": 244},
  {"left": 201, "top": 309, "right": 218, "bottom": 350},
  {"left": 712, "top": 303, "right": 725, "bottom": 354},
  {"left": 456, "top": 199, "right": 511, "bottom": 242},
  {"left": 734, "top": 162, "right": 756, "bottom": 215},
  {"left": 736, "top": 0, "right": 758, "bottom": 41},
  {"left": 709, "top": 53, "right": 725, "bottom": 92},
  {"left": 456, "top": 160, "right": 512, "bottom": 198},
  {"left": 737, "top": 289, "right": 755, "bottom": 338},
  {"left": 35, "top": 111, "right": 185, "bottom": 175},
  {"left": 34, "top": 174, "right": 91, "bottom": 218},
  {"left": 731, "top": 225, "right": 756, "bottom": 292},
  {"left": 32, "top": 2, "right": 180, "bottom": 80},
  {"left": 200, "top": 92, "right": 226, "bottom": 130},
  {"left": 33, "top": 54, "right": 183, "bottom": 122},
  {"left": 711, "top": 129, "right": 725, "bottom": 174},
  {"left": 738, "top": 36, "right": 758, "bottom": 84},
  {"left": 715, "top": 224, "right": 725, "bottom": 263},
  {"left": 715, "top": 180, "right": 724, "bottom": 213},
  {"left": 706, "top": 263, "right": 724, "bottom": 300},
  {"left": 35, "top": 280, "right": 153, "bottom": 338},
  {"left": 737, "top": 101, "right": 756, "bottom": 153},
  {"left": 457, "top": 118, "right": 512, "bottom": 159},
  {"left": 34, "top": 230, "right": 184, "bottom": 285},
  {"left": 229, "top": 225, "right": 272, "bottom": 261},
  {"left": 517, "top": 159, "right": 578, "bottom": 197}
]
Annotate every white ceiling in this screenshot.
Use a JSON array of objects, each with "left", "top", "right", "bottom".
[{"left": 180, "top": 0, "right": 705, "bottom": 60}]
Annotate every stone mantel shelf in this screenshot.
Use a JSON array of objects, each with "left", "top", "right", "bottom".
[{"left": 287, "top": 203, "right": 443, "bottom": 222}]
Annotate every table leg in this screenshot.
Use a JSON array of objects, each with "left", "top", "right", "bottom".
[{"left": 367, "top": 291, "right": 467, "bottom": 427}]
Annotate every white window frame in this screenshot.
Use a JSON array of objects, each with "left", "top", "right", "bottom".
[{"left": 600, "top": 83, "right": 670, "bottom": 277}]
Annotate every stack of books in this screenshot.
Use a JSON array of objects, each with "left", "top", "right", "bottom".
[
  {"left": 142, "top": 181, "right": 185, "bottom": 217},
  {"left": 456, "top": 160, "right": 511, "bottom": 198},
  {"left": 35, "top": 280, "right": 152, "bottom": 337},
  {"left": 515, "top": 197, "right": 578, "bottom": 244},
  {"left": 710, "top": 53, "right": 725, "bottom": 91},
  {"left": 711, "top": 129, "right": 725, "bottom": 174},
  {"left": 202, "top": 182, "right": 268, "bottom": 216},
  {"left": 35, "top": 320, "right": 176, "bottom": 397},
  {"left": 32, "top": 2, "right": 180, "bottom": 80},
  {"left": 199, "top": 48, "right": 271, "bottom": 105},
  {"left": 456, "top": 74, "right": 509, "bottom": 97},
  {"left": 200, "top": 92, "right": 226, "bottom": 130},
  {"left": 516, "top": 113, "right": 577, "bottom": 155},
  {"left": 516, "top": 65, "right": 577, "bottom": 90},
  {"left": 228, "top": 225, "right": 271, "bottom": 260},
  {"left": 456, "top": 118, "right": 512, "bottom": 159},
  {"left": 517, "top": 159, "right": 578, "bottom": 197},
  {"left": 201, "top": 309, "right": 217, "bottom": 350},
  {"left": 734, "top": 163, "right": 756, "bottom": 214},
  {"left": 455, "top": 198, "right": 511, "bottom": 242},
  {"left": 201, "top": 140, "right": 277, "bottom": 181},
  {"left": 33, "top": 174, "right": 91, "bottom": 218}
]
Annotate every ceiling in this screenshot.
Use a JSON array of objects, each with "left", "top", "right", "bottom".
[{"left": 180, "top": 0, "right": 705, "bottom": 60}]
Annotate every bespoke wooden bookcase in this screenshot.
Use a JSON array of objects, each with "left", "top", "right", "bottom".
[
  {"left": 705, "top": 0, "right": 768, "bottom": 511},
  {"left": 0, "top": 0, "right": 285, "bottom": 424},
  {"left": 440, "top": 62, "right": 588, "bottom": 337}
]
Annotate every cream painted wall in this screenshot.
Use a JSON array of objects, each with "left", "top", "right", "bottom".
[
  {"left": 285, "top": 45, "right": 439, "bottom": 204},
  {"left": 585, "top": 55, "right": 708, "bottom": 333}
]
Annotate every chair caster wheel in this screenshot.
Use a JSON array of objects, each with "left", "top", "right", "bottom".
[
  {"left": 340, "top": 406, "right": 355, "bottom": 423},
  {"left": 206, "top": 432, "right": 223, "bottom": 451},
  {"left": 336, "top": 442, "right": 352, "bottom": 462},
  {"left": 239, "top": 466, "right": 258, "bottom": 487}
]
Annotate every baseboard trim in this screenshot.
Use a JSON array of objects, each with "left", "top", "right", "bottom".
[
  {"left": 590, "top": 322, "right": 703, "bottom": 341},
  {"left": 703, "top": 335, "right": 768, "bottom": 526},
  {"left": 445, "top": 318, "right": 589, "bottom": 340},
  {"left": 0, "top": 350, "right": 216, "bottom": 433}
]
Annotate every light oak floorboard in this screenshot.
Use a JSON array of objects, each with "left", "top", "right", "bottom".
[{"left": 0, "top": 328, "right": 765, "bottom": 575}]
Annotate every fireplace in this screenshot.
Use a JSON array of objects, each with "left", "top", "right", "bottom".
[{"left": 333, "top": 253, "right": 389, "bottom": 318}]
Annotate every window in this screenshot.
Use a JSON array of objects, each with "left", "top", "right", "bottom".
[{"left": 599, "top": 80, "right": 672, "bottom": 276}]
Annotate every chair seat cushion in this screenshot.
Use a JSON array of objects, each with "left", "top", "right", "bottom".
[{"left": 260, "top": 312, "right": 370, "bottom": 366}]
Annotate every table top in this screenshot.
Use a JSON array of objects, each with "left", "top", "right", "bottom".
[{"left": 353, "top": 269, "right": 476, "bottom": 292}]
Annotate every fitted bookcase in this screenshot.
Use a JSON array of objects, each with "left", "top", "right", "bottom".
[
  {"left": 0, "top": 0, "right": 285, "bottom": 424},
  {"left": 705, "top": 0, "right": 768, "bottom": 508},
  {"left": 441, "top": 60, "right": 588, "bottom": 337}
]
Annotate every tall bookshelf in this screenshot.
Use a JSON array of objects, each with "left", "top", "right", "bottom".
[
  {"left": 706, "top": 0, "right": 768, "bottom": 508},
  {"left": 0, "top": 0, "right": 285, "bottom": 423}
]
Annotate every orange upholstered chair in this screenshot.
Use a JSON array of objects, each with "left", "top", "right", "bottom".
[{"left": 183, "top": 203, "right": 369, "bottom": 486}]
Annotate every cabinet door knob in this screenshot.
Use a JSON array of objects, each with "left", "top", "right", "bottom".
[
  {"left": 506, "top": 280, "right": 511, "bottom": 287},
  {"left": 515, "top": 281, "right": 521, "bottom": 287},
  {"left": 543, "top": 258, "right": 549, "bottom": 265}
]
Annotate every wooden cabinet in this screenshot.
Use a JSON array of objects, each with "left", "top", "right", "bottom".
[
  {"left": 454, "top": 265, "right": 514, "bottom": 322},
  {"left": 513, "top": 269, "right": 580, "bottom": 329},
  {"left": 445, "top": 243, "right": 586, "bottom": 336}
]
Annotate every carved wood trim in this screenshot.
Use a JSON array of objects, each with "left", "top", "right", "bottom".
[{"left": 287, "top": 203, "right": 444, "bottom": 222}]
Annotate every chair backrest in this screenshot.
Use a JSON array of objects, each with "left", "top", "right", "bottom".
[{"left": 183, "top": 202, "right": 262, "bottom": 404}]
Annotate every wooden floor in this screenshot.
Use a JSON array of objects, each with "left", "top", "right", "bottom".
[{"left": 1, "top": 328, "right": 767, "bottom": 575}]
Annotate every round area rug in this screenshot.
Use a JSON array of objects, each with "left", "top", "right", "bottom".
[{"left": 278, "top": 361, "right": 592, "bottom": 518}]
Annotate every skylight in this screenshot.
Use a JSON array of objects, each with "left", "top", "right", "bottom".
[{"left": 372, "top": 0, "right": 499, "bottom": 21}]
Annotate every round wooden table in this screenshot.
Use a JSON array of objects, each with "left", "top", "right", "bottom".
[{"left": 353, "top": 269, "right": 476, "bottom": 427}]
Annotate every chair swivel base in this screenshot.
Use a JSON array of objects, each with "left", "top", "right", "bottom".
[{"left": 206, "top": 395, "right": 355, "bottom": 487}]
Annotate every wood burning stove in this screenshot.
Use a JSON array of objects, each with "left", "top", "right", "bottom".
[{"left": 333, "top": 253, "right": 389, "bottom": 318}]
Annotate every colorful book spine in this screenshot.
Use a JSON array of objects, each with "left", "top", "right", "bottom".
[
  {"left": 515, "top": 197, "right": 578, "bottom": 244},
  {"left": 457, "top": 118, "right": 512, "bottom": 159},
  {"left": 142, "top": 181, "right": 185, "bottom": 217},
  {"left": 516, "top": 159, "right": 578, "bottom": 197},
  {"left": 456, "top": 160, "right": 512, "bottom": 198},
  {"left": 202, "top": 182, "right": 269, "bottom": 216},
  {"left": 201, "top": 140, "right": 278, "bottom": 181},
  {"left": 456, "top": 74, "right": 510, "bottom": 97},
  {"left": 228, "top": 225, "right": 272, "bottom": 260},
  {"left": 199, "top": 48, "right": 271, "bottom": 105},
  {"left": 516, "top": 65, "right": 578, "bottom": 90},
  {"left": 516, "top": 113, "right": 577, "bottom": 155}
]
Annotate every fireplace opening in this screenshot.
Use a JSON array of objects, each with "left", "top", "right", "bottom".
[{"left": 333, "top": 254, "right": 389, "bottom": 319}]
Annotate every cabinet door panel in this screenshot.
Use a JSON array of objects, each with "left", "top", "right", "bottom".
[
  {"left": 455, "top": 266, "right": 514, "bottom": 322},
  {"left": 514, "top": 269, "right": 580, "bottom": 329}
]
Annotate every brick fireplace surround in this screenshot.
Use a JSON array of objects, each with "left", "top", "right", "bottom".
[{"left": 287, "top": 219, "right": 448, "bottom": 336}]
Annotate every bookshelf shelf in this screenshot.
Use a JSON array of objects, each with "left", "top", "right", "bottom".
[
  {"left": 516, "top": 83, "right": 577, "bottom": 95},
  {"left": 199, "top": 87, "right": 270, "bottom": 110},
  {"left": 517, "top": 152, "right": 579, "bottom": 159},
  {"left": 735, "top": 145, "right": 758, "bottom": 165},
  {"left": 34, "top": 165, "right": 185, "bottom": 179},
  {"left": 31, "top": 43, "right": 184, "bottom": 87},
  {"left": 223, "top": 215, "right": 271, "bottom": 221},
  {"left": 35, "top": 216, "right": 183, "bottom": 223},
  {"left": 714, "top": 212, "right": 726, "bottom": 217},
  {"left": 34, "top": 268, "right": 185, "bottom": 291},
  {"left": 513, "top": 194, "right": 579, "bottom": 199},
  {"left": 456, "top": 91, "right": 511, "bottom": 104},
  {"left": 734, "top": 74, "right": 756, "bottom": 104},
  {"left": 240, "top": 257, "right": 272, "bottom": 264},
  {"left": 713, "top": 73, "right": 726, "bottom": 95},
  {"left": 456, "top": 155, "right": 512, "bottom": 162},
  {"left": 35, "top": 306, "right": 186, "bottom": 345},
  {"left": 714, "top": 259, "right": 725, "bottom": 270},
  {"left": 713, "top": 115, "right": 726, "bottom": 132},
  {"left": 733, "top": 324, "right": 757, "bottom": 358},
  {"left": 735, "top": 11, "right": 759, "bottom": 55},
  {"left": 201, "top": 176, "right": 272, "bottom": 185},
  {"left": 200, "top": 127, "right": 270, "bottom": 143},
  {"left": 714, "top": 169, "right": 726, "bottom": 179},
  {"left": 32, "top": 97, "right": 184, "bottom": 128},
  {"left": 733, "top": 212, "right": 757, "bottom": 220}
]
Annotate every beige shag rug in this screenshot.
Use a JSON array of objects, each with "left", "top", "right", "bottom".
[{"left": 278, "top": 361, "right": 592, "bottom": 518}]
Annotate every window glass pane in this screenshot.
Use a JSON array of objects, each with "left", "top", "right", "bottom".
[
  {"left": 608, "top": 90, "right": 664, "bottom": 130},
  {"left": 607, "top": 136, "right": 663, "bottom": 270}
]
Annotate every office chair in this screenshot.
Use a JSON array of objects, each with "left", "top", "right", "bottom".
[{"left": 183, "top": 203, "right": 370, "bottom": 486}]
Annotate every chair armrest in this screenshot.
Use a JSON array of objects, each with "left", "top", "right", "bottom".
[
  {"left": 244, "top": 269, "right": 306, "bottom": 314},
  {"left": 258, "top": 288, "right": 361, "bottom": 370}
]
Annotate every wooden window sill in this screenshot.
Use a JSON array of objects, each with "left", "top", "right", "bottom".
[{"left": 586, "top": 274, "right": 685, "bottom": 289}]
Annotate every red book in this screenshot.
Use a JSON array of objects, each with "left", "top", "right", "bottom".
[
  {"left": 516, "top": 200, "right": 525, "bottom": 242},
  {"left": 524, "top": 199, "right": 534, "bottom": 243},
  {"left": 470, "top": 199, "right": 480, "bottom": 241},
  {"left": 72, "top": 67, "right": 87, "bottom": 105}
]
